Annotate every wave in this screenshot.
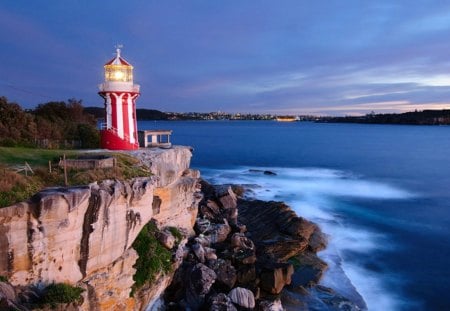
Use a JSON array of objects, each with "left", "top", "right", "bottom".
[{"left": 201, "top": 166, "right": 415, "bottom": 311}]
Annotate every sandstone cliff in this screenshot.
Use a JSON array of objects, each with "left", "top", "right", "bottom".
[{"left": 0, "top": 146, "right": 201, "bottom": 310}]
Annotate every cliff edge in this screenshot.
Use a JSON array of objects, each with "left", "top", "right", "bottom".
[{"left": 0, "top": 146, "right": 201, "bottom": 310}]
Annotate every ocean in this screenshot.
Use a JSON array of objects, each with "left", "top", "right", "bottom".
[{"left": 139, "top": 120, "right": 450, "bottom": 310}]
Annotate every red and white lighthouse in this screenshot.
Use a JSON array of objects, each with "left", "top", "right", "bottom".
[{"left": 99, "top": 48, "right": 140, "bottom": 150}]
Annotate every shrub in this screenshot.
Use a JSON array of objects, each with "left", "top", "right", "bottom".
[
  {"left": 0, "top": 167, "right": 42, "bottom": 208},
  {"left": 0, "top": 138, "right": 17, "bottom": 147},
  {"left": 168, "top": 226, "right": 184, "bottom": 243},
  {"left": 41, "top": 283, "right": 84, "bottom": 306},
  {"left": 132, "top": 222, "right": 173, "bottom": 292}
]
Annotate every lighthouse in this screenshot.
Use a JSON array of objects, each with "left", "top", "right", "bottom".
[{"left": 99, "top": 48, "right": 140, "bottom": 150}]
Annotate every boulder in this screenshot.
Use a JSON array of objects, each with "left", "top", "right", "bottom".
[
  {"left": 0, "top": 282, "right": 16, "bottom": 302},
  {"left": 263, "top": 170, "right": 277, "bottom": 176},
  {"left": 194, "top": 236, "right": 211, "bottom": 247},
  {"left": 279, "top": 216, "right": 317, "bottom": 240},
  {"left": 209, "top": 220, "right": 231, "bottom": 244},
  {"left": 195, "top": 217, "right": 212, "bottom": 235},
  {"left": 231, "top": 233, "right": 255, "bottom": 250},
  {"left": 204, "top": 247, "right": 218, "bottom": 261},
  {"left": 156, "top": 230, "right": 176, "bottom": 249},
  {"left": 233, "top": 248, "right": 257, "bottom": 265},
  {"left": 308, "top": 229, "right": 328, "bottom": 252},
  {"left": 186, "top": 263, "right": 217, "bottom": 310},
  {"left": 201, "top": 200, "right": 222, "bottom": 220},
  {"left": 236, "top": 265, "right": 257, "bottom": 285},
  {"left": 209, "top": 293, "right": 238, "bottom": 311},
  {"left": 260, "top": 262, "right": 294, "bottom": 294},
  {"left": 213, "top": 259, "right": 237, "bottom": 291},
  {"left": 215, "top": 186, "right": 237, "bottom": 210},
  {"left": 258, "top": 299, "right": 284, "bottom": 311},
  {"left": 228, "top": 287, "right": 255, "bottom": 309},
  {"left": 231, "top": 233, "right": 257, "bottom": 265},
  {"left": 259, "top": 238, "right": 308, "bottom": 262},
  {"left": 290, "top": 251, "right": 328, "bottom": 287},
  {"left": 192, "top": 242, "right": 206, "bottom": 263}
]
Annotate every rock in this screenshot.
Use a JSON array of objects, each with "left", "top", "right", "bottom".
[
  {"left": 195, "top": 236, "right": 211, "bottom": 247},
  {"left": 309, "top": 229, "right": 327, "bottom": 252},
  {"left": 229, "top": 185, "right": 245, "bottom": 197},
  {"left": 213, "top": 259, "right": 237, "bottom": 291},
  {"left": 233, "top": 248, "right": 257, "bottom": 265},
  {"left": 185, "top": 263, "right": 217, "bottom": 310},
  {"left": 238, "top": 199, "right": 326, "bottom": 248},
  {"left": 209, "top": 220, "right": 232, "bottom": 244},
  {"left": 209, "top": 293, "right": 238, "bottom": 311},
  {"left": 200, "top": 200, "right": 222, "bottom": 221},
  {"left": 231, "top": 233, "right": 256, "bottom": 265},
  {"left": 280, "top": 216, "right": 317, "bottom": 241},
  {"left": 248, "top": 169, "right": 276, "bottom": 176},
  {"left": 0, "top": 147, "right": 202, "bottom": 310},
  {"left": 204, "top": 247, "right": 218, "bottom": 261},
  {"left": 263, "top": 170, "right": 277, "bottom": 176},
  {"left": 228, "top": 287, "right": 255, "bottom": 309},
  {"left": 314, "top": 285, "right": 364, "bottom": 311},
  {"left": 259, "top": 238, "right": 308, "bottom": 263},
  {"left": 236, "top": 265, "right": 256, "bottom": 285},
  {"left": 260, "top": 262, "right": 294, "bottom": 294},
  {"left": 192, "top": 242, "right": 206, "bottom": 263},
  {"left": 199, "top": 179, "right": 217, "bottom": 201},
  {"left": 132, "top": 146, "right": 194, "bottom": 187},
  {"left": 196, "top": 217, "right": 212, "bottom": 234},
  {"left": 231, "top": 233, "right": 255, "bottom": 250},
  {"left": 290, "top": 251, "right": 328, "bottom": 287},
  {"left": 157, "top": 230, "right": 176, "bottom": 249},
  {"left": 0, "top": 282, "right": 16, "bottom": 302},
  {"left": 258, "top": 299, "right": 284, "bottom": 311},
  {"left": 215, "top": 186, "right": 237, "bottom": 210}
]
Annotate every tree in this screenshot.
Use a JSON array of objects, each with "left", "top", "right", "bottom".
[{"left": 0, "top": 97, "right": 37, "bottom": 146}]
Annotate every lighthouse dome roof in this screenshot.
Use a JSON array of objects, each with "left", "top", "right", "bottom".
[{"left": 104, "top": 48, "right": 132, "bottom": 67}]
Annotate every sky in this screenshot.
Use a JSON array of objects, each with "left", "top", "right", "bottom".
[{"left": 2, "top": 1, "right": 450, "bottom": 115}]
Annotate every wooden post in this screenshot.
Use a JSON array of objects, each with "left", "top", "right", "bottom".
[
  {"left": 25, "top": 162, "right": 34, "bottom": 175},
  {"left": 63, "top": 154, "right": 68, "bottom": 186},
  {"left": 48, "top": 160, "right": 52, "bottom": 173},
  {"left": 114, "top": 157, "right": 117, "bottom": 179}
]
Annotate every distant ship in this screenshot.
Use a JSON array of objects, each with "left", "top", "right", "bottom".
[{"left": 275, "top": 116, "right": 299, "bottom": 122}]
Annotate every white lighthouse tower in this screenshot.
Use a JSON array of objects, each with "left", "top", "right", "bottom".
[{"left": 99, "top": 47, "right": 140, "bottom": 150}]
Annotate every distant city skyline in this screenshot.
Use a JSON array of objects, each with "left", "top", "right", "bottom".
[{"left": 1, "top": 1, "right": 450, "bottom": 115}]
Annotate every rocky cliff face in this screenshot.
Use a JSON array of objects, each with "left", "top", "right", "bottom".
[{"left": 0, "top": 146, "right": 201, "bottom": 310}]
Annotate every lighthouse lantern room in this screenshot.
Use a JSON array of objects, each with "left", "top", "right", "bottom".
[{"left": 99, "top": 48, "right": 140, "bottom": 150}]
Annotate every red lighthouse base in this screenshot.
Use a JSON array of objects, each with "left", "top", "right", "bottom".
[{"left": 100, "top": 129, "right": 139, "bottom": 150}]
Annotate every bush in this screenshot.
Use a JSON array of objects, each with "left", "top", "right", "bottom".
[
  {"left": 132, "top": 222, "right": 173, "bottom": 292},
  {"left": 0, "top": 138, "right": 17, "bottom": 147},
  {"left": 168, "top": 226, "right": 184, "bottom": 243},
  {"left": 41, "top": 283, "right": 84, "bottom": 306},
  {"left": 0, "top": 167, "right": 42, "bottom": 208}
]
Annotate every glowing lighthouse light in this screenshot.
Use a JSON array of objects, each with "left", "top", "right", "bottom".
[{"left": 99, "top": 47, "right": 140, "bottom": 150}]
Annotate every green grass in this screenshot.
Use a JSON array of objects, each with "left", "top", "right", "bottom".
[
  {"left": 0, "top": 148, "right": 152, "bottom": 208},
  {"left": 0, "top": 275, "right": 7, "bottom": 282},
  {"left": 0, "top": 147, "right": 78, "bottom": 166},
  {"left": 132, "top": 222, "right": 173, "bottom": 293}
]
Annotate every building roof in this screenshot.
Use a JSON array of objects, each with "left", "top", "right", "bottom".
[{"left": 104, "top": 48, "right": 132, "bottom": 67}]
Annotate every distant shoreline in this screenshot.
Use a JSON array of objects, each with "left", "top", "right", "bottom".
[{"left": 86, "top": 107, "right": 450, "bottom": 125}]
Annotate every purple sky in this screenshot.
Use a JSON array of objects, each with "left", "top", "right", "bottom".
[{"left": 1, "top": 1, "right": 450, "bottom": 115}]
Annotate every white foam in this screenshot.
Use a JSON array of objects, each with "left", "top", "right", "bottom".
[{"left": 201, "top": 166, "right": 414, "bottom": 311}]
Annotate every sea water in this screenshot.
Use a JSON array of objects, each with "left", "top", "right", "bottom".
[{"left": 139, "top": 120, "right": 450, "bottom": 311}]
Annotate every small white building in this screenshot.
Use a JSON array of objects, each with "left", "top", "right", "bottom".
[{"left": 138, "top": 130, "right": 172, "bottom": 149}]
